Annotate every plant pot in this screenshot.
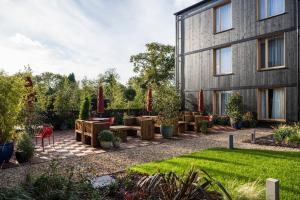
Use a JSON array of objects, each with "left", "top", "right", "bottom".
[
  {"left": 15, "top": 151, "right": 30, "bottom": 163},
  {"left": 160, "top": 125, "right": 174, "bottom": 138},
  {"left": 0, "top": 142, "right": 14, "bottom": 164},
  {"left": 100, "top": 141, "right": 113, "bottom": 149},
  {"left": 230, "top": 118, "right": 242, "bottom": 129}
]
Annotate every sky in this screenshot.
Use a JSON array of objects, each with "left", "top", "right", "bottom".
[{"left": 0, "top": 0, "right": 199, "bottom": 83}]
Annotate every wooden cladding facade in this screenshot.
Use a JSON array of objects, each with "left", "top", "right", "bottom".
[{"left": 175, "top": 0, "right": 299, "bottom": 121}]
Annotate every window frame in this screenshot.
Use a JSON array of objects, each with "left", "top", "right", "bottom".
[
  {"left": 213, "top": 46, "right": 233, "bottom": 76},
  {"left": 213, "top": 1, "right": 232, "bottom": 34},
  {"left": 213, "top": 91, "right": 233, "bottom": 115},
  {"left": 257, "top": 0, "right": 286, "bottom": 20},
  {"left": 257, "top": 88, "right": 286, "bottom": 121},
  {"left": 257, "top": 33, "right": 285, "bottom": 71}
]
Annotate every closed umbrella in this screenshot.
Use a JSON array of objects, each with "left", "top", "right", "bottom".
[
  {"left": 97, "top": 86, "right": 104, "bottom": 114},
  {"left": 198, "top": 89, "right": 204, "bottom": 113},
  {"left": 146, "top": 88, "right": 152, "bottom": 114}
]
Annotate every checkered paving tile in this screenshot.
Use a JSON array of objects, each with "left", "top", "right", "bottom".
[{"left": 1, "top": 125, "right": 234, "bottom": 169}]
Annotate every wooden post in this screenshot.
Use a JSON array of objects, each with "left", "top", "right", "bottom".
[
  {"left": 228, "top": 135, "right": 234, "bottom": 149},
  {"left": 251, "top": 129, "right": 256, "bottom": 144},
  {"left": 266, "top": 178, "right": 279, "bottom": 200}
]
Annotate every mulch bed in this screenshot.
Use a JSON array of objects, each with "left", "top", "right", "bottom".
[{"left": 243, "top": 134, "right": 300, "bottom": 149}]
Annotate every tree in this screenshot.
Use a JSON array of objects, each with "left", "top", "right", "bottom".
[
  {"left": 0, "top": 72, "right": 25, "bottom": 143},
  {"left": 79, "top": 97, "right": 90, "bottom": 120},
  {"left": 130, "top": 42, "right": 175, "bottom": 87},
  {"left": 67, "top": 73, "right": 76, "bottom": 83}
]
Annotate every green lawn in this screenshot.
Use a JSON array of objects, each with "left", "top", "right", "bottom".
[{"left": 129, "top": 148, "right": 300, "bottom": 199}]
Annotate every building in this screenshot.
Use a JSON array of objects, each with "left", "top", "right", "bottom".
[{"left": 175, "top": 0, "right": 300, "bottom": 122}]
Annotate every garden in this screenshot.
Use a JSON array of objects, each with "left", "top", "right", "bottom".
[{"left": 1, "top": 42, "right": 300, "bottom": 200}]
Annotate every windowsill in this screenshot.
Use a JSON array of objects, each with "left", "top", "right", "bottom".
[
  {"left": 258, "top": 12, "right": 287, "bottom": 22},
  {"left": 214, "top": 73, "right": 234, "bottom": 77},
  {"left": 257, "top": 66, "right": 287, "bottom": 71},
  {"left": 214, "top": 28, "right": 234, "bottom": 35},
  {"left": 258, "top": 119, "right": 286, "bottom": 123}
]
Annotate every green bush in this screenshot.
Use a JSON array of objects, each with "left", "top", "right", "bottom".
[
  {"left": 98, "top": 130, "right": 114, "bottom": 142},
  {"left": 17, "top": 132, "right": 34, "bottom": 159},
  {"left": 225, "top": 92, "right": 243, "bottom": 123},
  {"left": 213, "top": 115, "right": 230, "bottom": 125},
  {"left": 0, "top": 161, "right": 100, "bottom": 200},
  {"left": 242, "top": 112, "right": 257, "bottom": 128},
  {"left": 0, "top": 73, "right": 26, "bottom": 144},
  {"left": 197, "top": 120, "right": 209, "bottom": 134},
  {"left": 152, "top": 82, "right": 180, "bottom": 125},
  {"left": 79, "top": 97, "right": 90, "bottom": 120},
  {"left": 274, "top": 125, "right": 297, "bottom": 142}
]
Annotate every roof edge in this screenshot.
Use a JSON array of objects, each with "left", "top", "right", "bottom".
[{"left": 174, "top": 0, "right": 212, "bottom": 15}]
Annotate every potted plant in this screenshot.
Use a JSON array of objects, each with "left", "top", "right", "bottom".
[
  {"left": 0, "top": 73, "right": 25, "bottom": 164},
  {"left": 15, "top": 132, "right": 34, "bottom": 163},
  {"left": 113, "top": 136, "right": 121, "bottom": 148},
  {"left": 97, "top": 130, "right": 114, "bottom": 149},
  {"left": 225, "top": 92, "right": 243, "bottom": 129},
  {"left": 152, "top": 82, "right": 181, "bottom": 139}
]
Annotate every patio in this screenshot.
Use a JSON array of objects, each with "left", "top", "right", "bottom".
[{"left": 2, "top": 127, "right": 297, "bottom": 188}]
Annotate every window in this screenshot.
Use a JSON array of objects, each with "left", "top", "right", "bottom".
[
  {"left": 215, "top": 2, "right": 232, "bottom": 33},
  {"left": 214, "top": 91, "right": 232, "bottom": 115},
  {"left": 258, "top": 88, "right": 285, "bottom": 120},
  {"left": 258, "top": 0, "right": 285, "bottom": 19},
  {"left": 258, "top": 34, "right": 284, "bottom": 69},
  {"left": 214, "top": 46, "right": 232, "bottom": 75}
]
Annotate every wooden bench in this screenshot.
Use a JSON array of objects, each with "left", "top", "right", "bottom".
[
  {"left": 75, "top": 120, "right": 84, "bottom": 142},
  {"left": 110, "top": 118, "right": 154, "bottom": 140}
]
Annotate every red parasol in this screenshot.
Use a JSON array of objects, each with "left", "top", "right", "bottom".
[
  {"left": 198, "top": 89, "right": 204, "bottom": 113},
  {"left": 146, "top": 88, "right": 152, "bottom": 113},
  {"left": 97, "top": 86, "right": 104, "bottom": 113}
]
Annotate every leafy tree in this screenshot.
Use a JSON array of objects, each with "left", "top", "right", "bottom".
[
  {"left": 79, "top": 97, "right": 90, "bottom": 120},
  {"left": 0, "top": 72, "right": 26, "bottom": 143},
  {"left": 130, "top": 42, "right": 175, "bottom": 87},
  {"left": 53, "top": 78, "right": 80, "bottom": 129},
  {"left": 152, "top": 82, "right": 180, "bottom": 125},
  {"left": 67, "top": 73, "right": 76, "bottom": 83},
  {"left": 123, "top": 87, "right": 136, "bottom": 102}
]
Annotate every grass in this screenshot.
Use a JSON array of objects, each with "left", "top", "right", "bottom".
[{"left": 129, "top": 148, "right": 300, "bottom": 199}]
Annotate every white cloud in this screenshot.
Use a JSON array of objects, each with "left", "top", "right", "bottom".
[{"left": 0, "top": 0, "right": 198, "bottom": 83}]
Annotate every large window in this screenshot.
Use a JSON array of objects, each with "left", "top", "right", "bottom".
[
  {"left": 214, "top": 46, "right": 232, "bottom": 75},
  {"left": 258, "top": 0, "right": 285, "bottom": 19},
  {"left": 214, "top": 91, "right": 232, "bottom": 115},
  {"left": 215, "top": 3, "right": 232, "bottom": 33},
  {"left": 258, "top": 34, "right": 284, "bottom": 69},
  {"left": 258, "top": 88, "right": 285, "bottom": 120}
]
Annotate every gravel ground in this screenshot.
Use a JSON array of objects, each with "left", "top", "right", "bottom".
[{"left": 1, "top": 128, "right": 299, "bottom": 187}]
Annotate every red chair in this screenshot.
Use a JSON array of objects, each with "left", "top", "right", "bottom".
[
  {"left": 109, "top": 117, "right": 115, "bottom": 125},
  {"left": 34, "top": 125, "right": 54, "bottom": 151}
]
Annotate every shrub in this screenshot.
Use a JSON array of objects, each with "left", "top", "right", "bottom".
[
  {"left": 213, "top": 115, "right": 230, "bottom": 125},
  {"left": 286, "top": 132, "right": 300, "bottom": 145},
  {"left": 273, "top": 125, "right": 297, "bottom": 142},
  {"left": 198, "top": 120, "right": 209, "bottom": 134},
  {"left": 79, "top": 97, "right": 90, "bottom": 120},
  {"left": 236, "top": 180, "right": 264, "bottom": 200},
  {"left": 16, "top": 132, "right": 34, "bottom": 159},
  {"left": 242, "top": 112, "right": 257, "bottom": 128},
  {"left": 226, "top": 92, "right": 243, "bottom": 123},
  {"left": 98, "top": 130, "right": 114, "bottom": 142},
  {"left": 0, "top": 73, "right": 26, "bottom": 144},
  {"left": 137, "top": 167, "right": 231, "bottom": 199},
  {"left": 152, "top": 82, "right": 180, "bottom": 125},
  {"left": 0, "top": 161, "right": 100, "bottom": 200}
]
